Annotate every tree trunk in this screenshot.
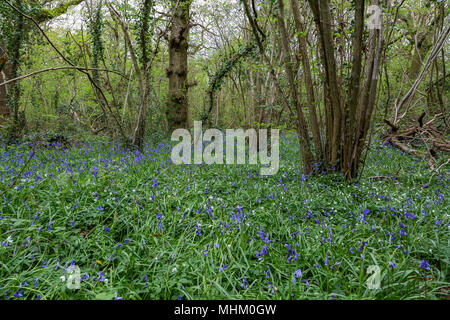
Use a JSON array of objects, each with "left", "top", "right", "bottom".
[
  {"left": 343, "top": 0, "right": 364, "bottom": 177},
  {"left": 276, "top": 0, "right": 314, "bottom": 173},
  {"left": 290, "top": 0, "right": 323, "bottom": 161},
  {"left": 131, "top": 0, "right": 154, "bottom": 148},
  {"left": 0, "top": 46, "right": 6, "bottom": 73},
  {"left": 166, "top": 0, "right": 191, "bottom": 131},
  {"left": 0, "top": 46, "right": 9, "bottom": 123},
  {"left": 0, "top": 71, "right": 10, "bottom": 124},
  {"left": 7, "top": 0, "right": 25, "bottom": 131}
]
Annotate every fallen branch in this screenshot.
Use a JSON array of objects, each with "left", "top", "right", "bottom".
[
  {"left": 383, "top": 119, "right": 399, "bottom": 132},
  {"left": 383, "top": 113, "right": 450, "bottom": 169},
  {"left": 427, "top": 158, "right": 450, "bottom": 186}
]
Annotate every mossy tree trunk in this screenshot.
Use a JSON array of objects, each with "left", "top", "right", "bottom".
[
  {"left": 166, "top": 0, "right": 191, "bottom": 131},
  {"left": 0, "top": 46, "right": 10, "bottom": 124},
  {"left": 6, "top": 0, "right": 25, "bottom": 134}
]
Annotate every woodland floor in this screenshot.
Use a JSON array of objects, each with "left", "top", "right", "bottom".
[{"left": 0, "top": 134, "right": 448, "bottom": 300}]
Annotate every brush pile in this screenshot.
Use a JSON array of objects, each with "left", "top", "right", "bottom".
[{"left": 383, "top": 112, "right": 450, "bottom": 170}]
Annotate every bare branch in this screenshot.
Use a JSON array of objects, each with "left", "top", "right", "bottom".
[{"left": 0, "top": 66, "right": 129, "bottom": 87}]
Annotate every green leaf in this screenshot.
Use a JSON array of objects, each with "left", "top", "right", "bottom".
[{"left": 95, "top": 292, "right": 115, "bottom": 300}]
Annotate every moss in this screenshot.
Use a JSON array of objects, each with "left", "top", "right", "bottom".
[{"left": 36, "top": 0, "right": 83, "bottom": 23}]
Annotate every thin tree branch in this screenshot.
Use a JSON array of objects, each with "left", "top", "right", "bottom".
[{"left": 0, "top": 66, "right": 129, "bottom": 87}]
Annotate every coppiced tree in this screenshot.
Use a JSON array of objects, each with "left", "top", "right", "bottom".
[{"left": 244, "top": 0, "right": 384, "bottom": 179}]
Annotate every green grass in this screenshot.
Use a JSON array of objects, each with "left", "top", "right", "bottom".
[{"left": 0, "top": 134, "right": 448, "bottom": 300}]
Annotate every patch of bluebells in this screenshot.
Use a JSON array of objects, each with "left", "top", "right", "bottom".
[{"left": 0, "top": 136, "right": 448, "bottom": 299}]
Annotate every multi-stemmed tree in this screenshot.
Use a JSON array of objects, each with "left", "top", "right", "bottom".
[{"left": 244, "top": 0, "right": 384, "bottom": 179}]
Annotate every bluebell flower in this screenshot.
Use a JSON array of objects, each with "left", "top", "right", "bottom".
[
  {"left": 420, "top": 260, "right": 430, "bottom": 270},
  {"left": 202, "top": 243, "right": 209, "bottom": 256},
  {"left": 240, "top": 277, "right": 248, "bottom": 290},
  {"left": 256, "top": 245, "right": 268, "bottom": 261},
  {"left": 195, "top": 224, "right": 202, "bottom": 236},
  {"left": 293, "top": 269, "right": 302, "bottom": 283},
  {"left": 267, "top": 281, "right": 275, "bottom": 294},
  {"left": 217, "top": 264, "right": 228, "bottom": 272}
]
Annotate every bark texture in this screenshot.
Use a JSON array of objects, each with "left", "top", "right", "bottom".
[{"left": 166, "top": 0, "right": 191, "bottom": 131}]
